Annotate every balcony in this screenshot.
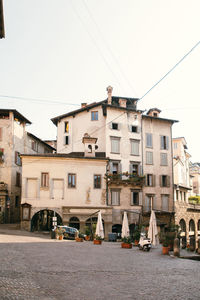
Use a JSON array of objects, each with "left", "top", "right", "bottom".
[{"left": 105, "top": 172, "right": 145, "bottom": 187}]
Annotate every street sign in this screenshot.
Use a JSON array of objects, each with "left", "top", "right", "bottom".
[{"left": 53, "top": 217, "right": 57, "bottom": 221}]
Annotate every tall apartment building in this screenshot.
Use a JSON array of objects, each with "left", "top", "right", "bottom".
[
  {"left": 173, "top": 138, "right": 200, "bottom": 250},
  {"left": 21, "top": 87, "right": 177, "bottom": 236},
  {"left": 0, "top": 109, "right": 55, "bottom": 223}
]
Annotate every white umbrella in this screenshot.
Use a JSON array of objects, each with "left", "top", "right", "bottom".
[
  {"left": 95, "top": 211, "right": 104, "bottom": 239},
  {"left": 121, "top": 211, "right": 130, "bottom": 238},
  {"left": 148, "top": 210, "right": 159, "bottom": 246}
]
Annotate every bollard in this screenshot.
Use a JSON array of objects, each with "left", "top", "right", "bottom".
[
  {"left": 197, "top": 239, "right": 200, "bottom": 255},
  {"left": 173, "top": 237, "right": 180, "bottom": 257}
]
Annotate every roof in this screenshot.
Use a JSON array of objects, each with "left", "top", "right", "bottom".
[
  {"left": 27, "top": 132, "right": 56, "bottom": 151},
  {"left": 142, "top": 114, "right": 178, "bottom": 124},
  {"left": 0, "top": 109, "right": 31, "bottom": 124},
  {"left": 51, "top": 96, "right": 139, "bottom": 126},
  {"left": 21, "top": 152, "right": 108, "bottom": 160}
]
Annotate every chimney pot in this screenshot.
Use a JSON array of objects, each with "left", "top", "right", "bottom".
[
  {"left": 106, "top": 86, "right": 113, "bottom": 105},
  {"left": 81, "top": 103, "right": 87, "bottom": 108}
]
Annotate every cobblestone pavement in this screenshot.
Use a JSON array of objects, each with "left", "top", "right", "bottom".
[{"left": 0, "top": 227, "right": 200, "bottom": 300}]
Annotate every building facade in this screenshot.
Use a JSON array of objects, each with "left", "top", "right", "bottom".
[
  {"left": 0, "top": 109, "right": 55, "bottom": 223},
  {"left": 21, "top": 87, "right": 177, "bottom": 237},
  {"left": 173, "top": 137, "right": 200, "bottom": 250}
]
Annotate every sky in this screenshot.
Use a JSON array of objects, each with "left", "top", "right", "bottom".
[{"left": 0, "top": 0, "right": 200, "bottom": 161}]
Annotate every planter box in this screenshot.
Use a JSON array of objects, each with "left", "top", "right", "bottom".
[
  {"left": 93, "top": 240, "right": 102, "bottom": 245},
  {"left": 121, "top": 243, "right": 132, "bottom": 249},
  {"left": 76, "top": 237, "right": 83, "bottom": 242}
]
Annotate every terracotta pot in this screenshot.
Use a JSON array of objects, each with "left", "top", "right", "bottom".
[
  {"left": 59, "top": 235, "right": 63, "bottom": 240},
  {"left": 162, "top": 246, "right": 169, "bottom": 255},
  {"left": 134, "top": 240, "right": 139, "bottom": 246},
  {"left": 85, "top": 235, "right": 90, "bottom": 241},
  {"left": 121, "top": 243, "right": 132, "bottom": 249},
  {"left": 76, "top": 237, "right": 83, "bottom": 242},
  {"left": 93, "top": 239, "right": 102, "bottom": 245}
]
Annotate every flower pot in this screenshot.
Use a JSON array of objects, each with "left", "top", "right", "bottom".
[
  {"left": 59, "top": 235, "right": 63, "bottom": 240},
  {"left": 93, "top": 240, "right": 102, "bottom": 245},
  {"left": 162, "top": 246, "right": 169, "bottom": 255},
  {"left": 85, "top": 235, "right": 90, "bottom": 241},
  {"left": 134, "top": 240, "right": 139, "bottom": 246},
  {"left": 121, "top": 243, "right": 132, "bottom": 249},
  {"left": 76, "top": 237, "right": 83, "bottom": 242}
]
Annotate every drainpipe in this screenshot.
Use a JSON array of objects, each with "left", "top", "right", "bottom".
[
  {"left": 171, "top": 124, "right": 175, "bottom": 225},
  {"left": 106, "top": 160, "right": 109, "bottom": 206}
]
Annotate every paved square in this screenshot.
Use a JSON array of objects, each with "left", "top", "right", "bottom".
[{"left": 0, "top": 228, "right": 200, "bottom": 300}]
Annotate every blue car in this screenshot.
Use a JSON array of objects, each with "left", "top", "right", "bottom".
[{"left": 57, "top": 226, "right": 79, "bottom": 240}]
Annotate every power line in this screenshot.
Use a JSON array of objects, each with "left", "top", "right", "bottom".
[
  {"left": 139, "top": 40, "right": 200, "bottom": 101},
  {"left": 0, "top": 95, "right": 80, "bottom": 106},
  {"left": 82, "top": 0, "right": 138, "bottom": 97},
  {"left": 69, "top": 1, "right": 127, "bottom": 95}
]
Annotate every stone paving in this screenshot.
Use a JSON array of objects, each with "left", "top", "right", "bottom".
[{"left": 0, "top": 226, "right": 200, "bottom": 300}]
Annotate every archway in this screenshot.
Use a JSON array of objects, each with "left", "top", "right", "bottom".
[
  {"left": 179, "top": 219, "right": 186, "bottom": 249},
  {"left": 129, "top": 223, "right": 136, "bottom": 238},
  {"left": 69, "top": 217, "right": 80, "bottom": 230},
  {"left": 189, "top": 219, "right": 195, "bottom": 251},
  {"left": 31, "top": 210, "right": 62, "bottom": 232},
  {"left": 112, "top": 224, "right": 122, "bottom": 238}
]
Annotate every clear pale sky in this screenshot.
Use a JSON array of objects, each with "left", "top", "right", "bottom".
[{"left": 0, "top": 0, "right": 200, "bottom": 161}]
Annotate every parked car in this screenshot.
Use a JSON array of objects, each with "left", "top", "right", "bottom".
[{"left": 56, "top": 226, "right": 79, "bottom": 240}]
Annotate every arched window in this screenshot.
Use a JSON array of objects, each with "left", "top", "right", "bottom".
[
  {"left": 189, "top": 219, "right": 195, "bottom": 232},
  {"left": 69, "top": 217, "right": 80, "bottom": 230},
  {"left": 179, "top": 219, "right": 186, "bottom": 232}
]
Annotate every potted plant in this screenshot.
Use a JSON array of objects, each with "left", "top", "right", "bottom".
[
  {"left": 121, "top": 236, "right": 132, "bottom": 249},
  {"left": 54, "top": 227, "right": 65, "bottom": 240},
  {"left": 93, "top": 235, "right": 103, "bottom": 245},
  {"left": 84, "top": 226, "right": 91, "bottom": 241},
  {"left": 76, "top": 232, "right": 84, "bottom": 242},
  {"left": 162, "top": 238, "right": 169, "bottom": 255},
  {"left": 133, "top": 229, "right": 140, "bottom": 246}
]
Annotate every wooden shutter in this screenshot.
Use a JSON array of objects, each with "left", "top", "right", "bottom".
[
  {"left": 166, "top": 136, "right": 169, "bottom": 150},
  {"left": 153, "top": 175, "right": 156, "bottom": 187},
  {"left": 159, "top": 175, "right": 162, "bottom": 187},
  {"left": 139, "top": 192, "right": 143, "bottom": 205},
  {"left": 167, "top": 175, "right": 170, "bottom": 187},
  {"left": 109, "top": 162, "right": 113, "bottom": 173}
]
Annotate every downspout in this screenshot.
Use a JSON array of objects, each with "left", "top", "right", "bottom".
[
  {"left": 141, "top": 114, "right": 144, "bottom": 217},
  {"left": 106, "top": 160, "right": 109, "bottom": 206},
  {"left": 171, "top": 124, "right": 175, "bottom": 224}
]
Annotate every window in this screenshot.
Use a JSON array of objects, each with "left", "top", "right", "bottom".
[
  {"left": 144, "top": 195, "right": 152, "bottom": 212},
  {"left": 112, "top": 123, "right": 118, "bottom": 130},
  {"left": 15, "top": 196, "right": 20, "bottom": 208},
  {"left": 131, "top": 191, "right": 139, "bottom": 205},
  {"left": 31, "top": 140, "right": 38, "bottom": 152},
  {"left": 130, "top": 163, "right": 139, "bottom": 175},
  {"left": 91, "top": 111, "right": 98, "bottom": 121},
  {"left": 146, "top": 174, "right": 155, "bottom": 187},
  {"left": 111, "top": 137, "right": 120, "bottom": 154},
  {"left": 64, "top": 136, "right": 69, "bottom": 145},
  {"left": 68, "top": 173, "right": 76, "bottom": 188},
  {"left": 16, "top": 172, "right": 21, "bottom": 187},
  {"left": 160, "top": 175, "right": 169, "bottom": 187},
  {"left": 130, "top": 140, "right": 139, "bottom": 156},
  {"left": 41, "top": 172, "right": 49, "bottom": 187},
  {"left": 176, "top": 190, "right": 179, "bottom": 201},
  {"left": 160, "top": 136, "right": 169, "bottom": 150},
  {"left": 131, "top": 126, "right": 137, "bottom": 133},
  {"left": 161, "top": 194, "right": 169, "bottom": 211},
  {"left": 15, "top": 151, "right": 21, "bottom": 166},
  {"left": 110, "top": 189, "right": 120, "bottom": 205},
  {"left": 64, "top": 122, "right": 69, "bottom": 133},
  {"left": 161, "top": 153, "right": 168, "bottom": 166},
  {"left": 0, "top": 148, "right": 4, "bottom": 162},
  {"left": 146, "top": 151, "right": 153, "bottom": 165},
  {"left": 184, "top": 192, "right": 186, "bottom": 201},
  {"left": 146, "top": 133, "right": 153, "bottom": 148},
  {"left": 180, "top": 191, "right": 182, "bottom": 201},
  {"left": 110, "top": 161, "right": 121, "bottom": 174},
  {"left": 94, "top": 175, "right": 101, "bottom": 189}
]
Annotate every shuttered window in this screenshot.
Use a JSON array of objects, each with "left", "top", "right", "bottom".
[
  {"left": 131, "top": 140, "right": 139, "bottom": 155},
  {"left": 41, "top": 173, "right": 49, "bottom": 187},
  {"left": 160, "top": 136, "right": 169, "bottom": 150},
  {"left": 111, "top": 137, "right": 120, "bottom": 154},
  {"left": 146, "top": 133, "right": 152, "bottom": 148},
  {"left": 146, "top": 151, "right": 153, "bottom": 165},
  {"left": 160, "top": 153, "right": 168, "bottom": 166},
  {"left": 161, "top": 195, "right": 169, "bottom": 211},
  {"left": 111, "top": 190, "right": 120, "bottom": 205},
  {"left": 68, "top": 173, "right": 76, "bottom": 188}
]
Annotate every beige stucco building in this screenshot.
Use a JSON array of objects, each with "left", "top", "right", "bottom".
[
  {"left": 173, "top": 137, "right": 200, "bottom": 250},
  {"left": 0, "top": 109, "right": 55, "bottom": 223},
  {"left": 21, "top": 87, "right": 178, "bottom": 237}
]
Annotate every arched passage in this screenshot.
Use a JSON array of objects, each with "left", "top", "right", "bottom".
[
  {"left": 189, "top": 219, "right": 195, "bottom": 251},
  {"left": 31, "top": 210, "right": 62, "bottom": 232},
  {"left": 69, "top": 217, "right": 80, "bottom": 230},
  {"left": 179, "top": 219, "right": 186, "bottom": 249}
]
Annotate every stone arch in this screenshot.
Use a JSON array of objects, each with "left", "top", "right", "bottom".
[
  {"left": 189, "top": 219, "right": 196, "bottom": 251},
  {"left": 31, "top": 209, "right": 62, "bottom": 232},
  {"left": 69, "top": 216, "right": 80, "bottom": 230},
  {"left": 179, "top": 219, "right": 186, "bottom": 249}
]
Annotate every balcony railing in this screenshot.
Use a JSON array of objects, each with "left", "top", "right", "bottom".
[{"left": 105, "top": 173, "right": 145, "bottom": 186}]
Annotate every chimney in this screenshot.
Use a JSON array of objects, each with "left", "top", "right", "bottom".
[
  {"left": 119, "top": 98, "right": 127, "bottom": 108},
  {"left": 106, "top": 86, "right": 113, "bottom": 105},
  {"left": 81, "top": 103, "right": 87, "bottom": 108},
  {"left": 82, "top": 133, "right": 98, "bottom": 157}
]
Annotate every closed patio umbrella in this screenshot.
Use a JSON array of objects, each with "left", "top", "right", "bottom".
[
  {"left": 95, "top": 211, "right": 104, "bottom": 239},
  {"left": 148, "top": 210, "right": 159, "bottom": 246},
  {"left": 121, "top": 211, "right": 130, "bottom": 238}
]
